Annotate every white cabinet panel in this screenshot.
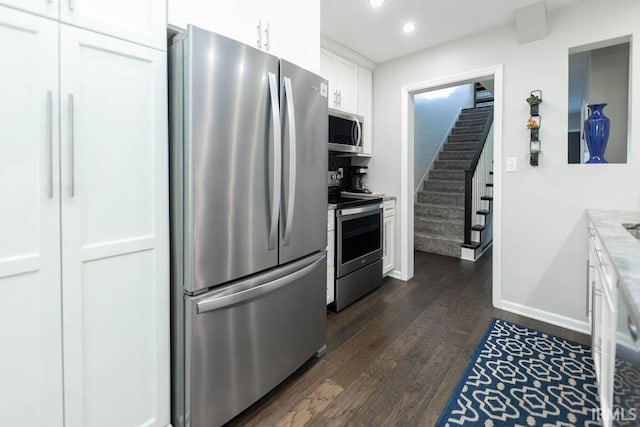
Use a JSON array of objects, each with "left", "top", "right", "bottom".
[
  {"left": 383, "top": 201, "right": 395, "bottom": 276},
  {"left": 327, "top": 265, "right": 335, "bottom": 304},
  {"left": 60, "top": 0, "right": 166, "bottom": 50},
  {"left": 334, "top": 56, "right": 358, "bottom": 114},
  {"left": 358, "top": 66, "right": 373, "bottom": 156},
  {"left": 0, "top": 0, "right": 57, "bottom": 19},
  {"left": 0, "top": 8, "right": 63, "bottom": 427},
  {"left": 60, "top": 26, "right": 169, "bottom": 427}
]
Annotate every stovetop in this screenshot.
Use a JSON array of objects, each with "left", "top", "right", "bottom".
[{"left": 328, "top": 188, "right": 383, "bottom": 209}]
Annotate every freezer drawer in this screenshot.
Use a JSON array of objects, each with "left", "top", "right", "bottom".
[{"left": 183, "top": 252, "right": 327, "bottom": 427}]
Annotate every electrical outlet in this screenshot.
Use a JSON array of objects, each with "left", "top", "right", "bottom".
[{"left": 506, "top": 157, "right": 518, "bottom": 172}]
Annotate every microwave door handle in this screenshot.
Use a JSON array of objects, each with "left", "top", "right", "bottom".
[
  {"left": 283, "top": 76, "right": 296, "bottom": 246},
  {"left": 267, "top": 72, "right": 281, "bottom": 250},
  {"left": 356, "top": 117, "right": 362, "bottom": 148}
]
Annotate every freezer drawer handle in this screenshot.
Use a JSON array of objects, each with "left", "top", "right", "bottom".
[
  {"left": 267, "top": 72, "right": 281, "bottom": 250},
  {"left": 196, "top": 253, "right": 326, "bottom": 314},
  {"left": 282, "top": 76, "right": 296, "bottom": 246}
]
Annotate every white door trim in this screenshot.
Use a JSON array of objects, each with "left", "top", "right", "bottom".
[{"left": 399, "top": 64, "right": 504, "bottom": 309}]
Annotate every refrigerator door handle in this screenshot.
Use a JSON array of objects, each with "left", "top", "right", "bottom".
[
  {"left": 282, "top": 76, "right": 296, "bottom": 246},
  {"left": 267, "top": 72, "right": 281, "bottom": 250},
  {"left": 196, "top": 252, "right": 326, "bottom": 314}
]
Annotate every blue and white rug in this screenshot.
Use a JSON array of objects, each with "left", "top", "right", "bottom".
[{"left": 437, "top": 318, "right": 601, "bottom": 426}]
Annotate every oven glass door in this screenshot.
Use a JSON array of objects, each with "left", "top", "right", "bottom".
[{"left": 337, "top": 208, "right": 383, "bottom": 277}]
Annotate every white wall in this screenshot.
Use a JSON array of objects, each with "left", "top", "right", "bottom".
[
  {"left": 414, "top": 84, "right": 474, "bottom": 189},
  {"left": 369, "top": 0, "right": 640, "bottom": 329},
  {"left": 590, "top": 43, "right": 630, "bottom": 163}
]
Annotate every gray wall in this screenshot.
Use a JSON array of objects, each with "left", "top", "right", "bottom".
[
  {"left": 367, "top": 0, "right": 640, "bottom": 330},
  {"left": 414, "top": 85, "right": 474, "bottom": 189},
  {"left": 589, "top": 43, "right": 630, "bottom": 163}
]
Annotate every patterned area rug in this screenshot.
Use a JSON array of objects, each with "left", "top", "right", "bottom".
[{"left": 437, "top": 318, "right": 601, "bottom": 426}]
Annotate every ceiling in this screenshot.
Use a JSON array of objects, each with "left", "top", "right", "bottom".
[{"left": 321, "top": 0, "right": 584, "bottom": 64}]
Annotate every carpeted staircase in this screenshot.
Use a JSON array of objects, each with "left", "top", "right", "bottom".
[{"left": 415, "top": 106, "right": 493, "bottom": 257}]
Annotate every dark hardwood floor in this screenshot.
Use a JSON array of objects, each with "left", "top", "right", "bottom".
[{"left": 228, "top": 248, "right": 589, "bottom": 426}]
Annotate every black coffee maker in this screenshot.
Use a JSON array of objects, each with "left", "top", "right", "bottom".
[{"left": 350, "top": 167, "right": 371, "bottom": 193}]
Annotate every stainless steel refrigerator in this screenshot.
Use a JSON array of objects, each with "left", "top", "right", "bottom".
[{"left": 169, "top": 26, "right": 328, "bottom": 427}]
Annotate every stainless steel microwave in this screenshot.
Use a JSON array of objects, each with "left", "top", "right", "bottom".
[{"left": 328, "top": 109, "right": 363, "bottom": 154}]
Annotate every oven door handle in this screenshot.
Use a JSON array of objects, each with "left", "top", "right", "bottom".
[{"left": 337, "top": 203, "right": 383, "bottom": 217}]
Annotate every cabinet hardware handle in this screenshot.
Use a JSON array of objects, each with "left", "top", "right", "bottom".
[
  {"left": 68, "top": 94, "right": 75, "bottom": 197},
  {"left": 256, "top": 19, "right": 262, "bottom": 49},
  {"left": 629, "top": 316, "right": 639, "bottom": 342},
  {"left": 337, "top": 90, "right": 342, "bottom": 106},
  {"left": 264, "top": 22, "right": 270, "bottom": 51},
  {"left": 47, "top": 91, "right": 54, "bottom": 199},
  {"left": 68, "top": 0, "right": 74, "bottom": 11}
]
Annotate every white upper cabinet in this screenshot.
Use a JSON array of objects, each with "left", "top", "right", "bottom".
[
  {"left": 60, "top": 0, "right": 166, "bottom": 50},
  {"left": 168, "top": 0, "right": 320, "bottom": 73},
  {"left": 0, "top": 7, "right": 63, "bottom": 427},
  {"left": 320, "top": 48, "right": 358, "bottom": 114},
  {"left": 59, "top": 25, "right": 170, "bottom": 427},
  {"left": 0, "top": 0, "right": 58, "bottom": 19}
]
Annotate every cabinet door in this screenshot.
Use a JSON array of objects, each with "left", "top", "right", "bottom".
[
  {"left": 0, "top": 0, "right": 57, "bottom": 19},
  {"left": 60, "top": 0, "right": 165, "bottom": 50},
  {"left": 320, "top": 49, "right": 337, "bottom": 108},
  {"left": 383, "top": 216, "right": 394, "bottom": 275},
  {"left": 168, "top": 0, "right": 264, "bottom": 49},
  {"left": 0, "top": 9, "right": 63, "bottom": 427},
  {"left": 358, "top": 66, "right": 373, "bottom": 156},
  {"left": 60, "top": 26, "right": 169, "bottom": 427},
  {"left": 334, "top": 56, "right": 358, "bottom": 113}
]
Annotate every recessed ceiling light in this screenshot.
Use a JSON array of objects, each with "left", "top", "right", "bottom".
[
  {"left": 403, "top": 22, "right": 415, "bottom": 34},
  {"left": 369, "top": 0, "right": 385, "bottom": 7}
]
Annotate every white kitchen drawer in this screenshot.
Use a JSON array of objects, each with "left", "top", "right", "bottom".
[
  {"left": 327, "top": 232, "right": 335, "bottom": 268},
  {"left": 383, "top": 200, "right": 395, "bottom": 218},
  {"left": 328, "top": 209, "right": 335, "bottom": 232},
  {"left": 327, "top": 265, "right": 335, "bottom": 305}
]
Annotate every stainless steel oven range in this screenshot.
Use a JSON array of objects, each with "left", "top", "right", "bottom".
[{"left": 330, "top": 194, "right": 383, "bottom": 311}]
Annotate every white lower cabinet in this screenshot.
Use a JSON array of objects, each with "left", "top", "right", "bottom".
[
  {"left": 383, "top": 200, "right": 395, "bottom": 276},
  {"left": 1, "top": 6, "right": 169, "bottom": 426},
  {"left": 327, "top": 209, "right": 335, "bottom": 304},
  {"left": 588, "top": 224, "right": 619, "bottom": 427}
]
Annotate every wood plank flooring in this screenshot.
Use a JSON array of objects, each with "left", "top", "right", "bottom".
[{"left": 228, "top": 249, "right": 590, "bottom": 426}]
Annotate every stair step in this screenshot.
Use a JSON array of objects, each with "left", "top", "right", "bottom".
[
  {"left": 429, "top": 169, "right": 465, "bottom": 182},
  {"left": 456, "top": 119, "right": 487, "bottom": 127},
  {"left": 477, "top": 209, "right": 490, "bottom": 216},
  {"left": 415, "top": 203, "right": 464, "bottom": 220},
  {"left": 439, "top": 150, "right": 475, "bottom": 161},
  {"left": 481, "top": 196, "right": 493, "bottom": 201},
  {"left": 423, "top": 180, "right": 465, "bottom": 193},
  {"left": 461, "top": 106, "right": 493, "bottom": 113},
  {"left": 452, "top": 126, "right": 485, "bottom": 135},
  {"left": 414, "top": 217, "right": 464, "bottom": 239},
  {"left": 433, "top": 160, "right": 470, "bottom": 170},
  {"left": 458, "top": 112, "right": 491, "bottom": 120},
  {"left": 415, "top": 232, "right": 462, "bottom": 258},
  {"left": 472, "top": 224, "right": 486, "bottom": 231},
  {"left": 417, "top": 191, "right": 464, "bottom": 206},
  {"left": 448, "top": 134, "right": 483, "bottom": 143},
  {"left": 461, "top": 241, "right": 482, "bottom": 250},
  {"left": 443, "top": 142, "right": 478, "bottom": 151},
  {"left": 486, "top": 183, "right": 493, "bottom": 187}
]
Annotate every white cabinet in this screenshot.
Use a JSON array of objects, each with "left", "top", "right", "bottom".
[
  {"left": 383, "top": 200, "right": 396, "bottom": 276},
  {"left": 59, "top": 0, "right": 166, "bottom": 50},
  {"left": 358, "top": 66, "right": 373, "bottom": 156},
  {"left": 320, "top": 49, "right": 358, "bottom": 113},
  {"left": 59, "top": 26, "right": 169, "bottom": 427},
  {"left": 327, "top": 209, "right": 335, "bottom": 304},
  {"left": 0, "top": 8, "right": 63, "bottom": 427},
  {"left": 588, "top": 224, "right": 619, "bottom": 427},
  {"left": 1, "top": 5, "right": 169, "bottom": 426},
  {"left": 0, "top": 0, "right": 57, "bottom": 19},
  {"left": 168, "top": 0, "right": 320, "bottom": 73}
]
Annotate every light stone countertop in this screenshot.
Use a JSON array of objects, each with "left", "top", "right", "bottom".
[{"left": 587, "top": 209, "right": 640, "bottom": 327}]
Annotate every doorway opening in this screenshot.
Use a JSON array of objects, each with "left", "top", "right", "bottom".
[{"left": 400, "top": 65, "right": 503, "bottom": 308}]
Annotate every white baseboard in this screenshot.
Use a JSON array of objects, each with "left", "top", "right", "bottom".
[
  {"left": 500, "top": 300, "right": 590, "bottom": 335},
  {"left": 387, "top": 269, "right": 403, "bottom": 280}
]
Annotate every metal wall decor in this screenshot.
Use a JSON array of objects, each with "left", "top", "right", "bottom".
[{"left": 526, "top": 90, "right": 542, "bottom": 166}]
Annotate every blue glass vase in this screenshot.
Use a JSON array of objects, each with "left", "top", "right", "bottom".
[{"left": 584, "top": 103, "right": 610, "bottom": 164}]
